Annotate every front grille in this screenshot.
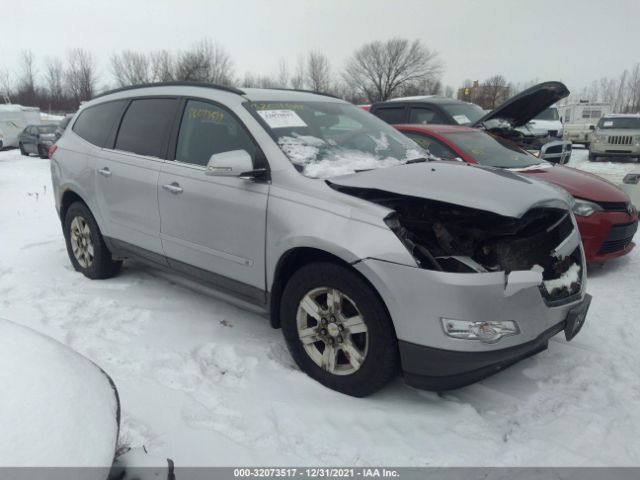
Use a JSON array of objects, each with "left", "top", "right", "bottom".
[
  {"left": 598, "top": 221, "right": 638, "bottom": 254},
  {"left": 607, "top": 135, "right": 633, "bottom": 145},
  {"left": 598, "top": 201, "right": 632, "bottom": 212}
]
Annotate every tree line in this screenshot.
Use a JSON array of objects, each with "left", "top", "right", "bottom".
[
  {"left": 0, "top": 37, "right": 444, "bottom": 113},
  {"left": 1, "top": 37, "right": 638, "bottom": 115}
]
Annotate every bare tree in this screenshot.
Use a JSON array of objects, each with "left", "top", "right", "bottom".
[
  {"left": 276, "top": 59, "right": 289, "bottom": 88},
  {"left": 306, "top": 51, "right": 331, "bottom": 93},
  {"left": 626, "top": 63, "right": 640, "bottom": 113},
  {"left": 481, "top": 74, "right": 511, "bottom": 109},
  {"left": 0, "top": 68, "right": 12, "bottom": 103},
  {"left": 174, "top": 39, "right": 234, "bottom": 85},
  {"left": 444, "top": 85, "right": 454, "bottom": 98},
  {"left": 17, "top": 50, "right": 37, "bottom": 104},
  {"left": 65, "top": 48, "right": 97, "bottom": 105},
  {"left": 343, "top": 38, "right": 443, "bottom": 102},
  {"left": 150, "top": 50, "right": 174, "bottom": 82},
  {"left": 111, "top": 50, "right": 151, "bottom": 87},
  {"left": 290, "top": 56, "right": 305, "bottom": 90},
  {"left": 44, "top": 57, "right": 65, "bottom": 110}
]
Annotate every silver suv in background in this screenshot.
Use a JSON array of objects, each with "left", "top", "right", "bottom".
[
  {"left": 589, "top": 114, "right": 640, "bottom": 161},
  {"left": 50, "top": 83, "right": 591, "bottom": 396}
]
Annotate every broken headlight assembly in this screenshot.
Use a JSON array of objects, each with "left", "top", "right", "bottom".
[{"left": 441, "top": 318, "right": 520, "bottom": 343}]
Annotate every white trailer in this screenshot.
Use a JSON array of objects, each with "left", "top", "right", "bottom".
[
  {"left": 0, "top": 105, "right": 41, "bottom": 148},
  {"left": 559, "top": 102, "right": 611, "bottom": 146}
]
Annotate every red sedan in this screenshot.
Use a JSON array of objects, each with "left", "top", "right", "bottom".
[{"left": 395, "top": 124, "right": 638, "bottom": 263}]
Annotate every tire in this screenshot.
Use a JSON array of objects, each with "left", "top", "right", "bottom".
[
  {"left": 37, "top": 144, "right": 48, "bottom": 159},
  {"left": 588, "top": 152, "right": 596, "bottom": 161},
  {"left": 63, "top": 201, "right": 122, "bottom": 279},
  {"left": 280, "top": 262, "right": 399, "bottom": 397},
  {"left": 19, "top": 143, "right": 28, "bottom": 156}
]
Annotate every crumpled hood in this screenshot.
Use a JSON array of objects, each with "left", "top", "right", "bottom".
[
  {"left": 327, "top": 161, "right": 571, "bottom": 218},
  {"left": 520, "top": 165, "right": 630, "bottom": 203},
  {"left": 472, "top": 81, "right": 569, "bottom": 129}
]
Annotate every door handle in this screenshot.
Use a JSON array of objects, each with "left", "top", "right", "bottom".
[
  {"left": 162, "top": 182, "right": 183, "bottom": 194},
  {"left": 98, "top": 167, "right": 112, "bottom": 177}
]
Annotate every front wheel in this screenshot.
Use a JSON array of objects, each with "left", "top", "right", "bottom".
[
  {"left": 588, "top": 152, "right": 596, "bottom": 161},
  {"left": 63, "top": 202, "right": 122, "bottom": 279},
  {"left": 280, "top": 262, "right": 399, "bottom": 397},
  {"left": 19, "top": 143, "right": 28, "bottom": 156}
]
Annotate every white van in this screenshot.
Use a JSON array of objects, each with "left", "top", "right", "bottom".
[
  {"left": 0, "top": 105, "right": 41, "bottom": 148},
  {"left": 559, "top": 102, "right": 611, "bottom": 146}
]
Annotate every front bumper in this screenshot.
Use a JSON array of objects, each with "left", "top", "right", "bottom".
[
  {"left": 400, "top": 294, "right": 591, "bottom": 390},
  {"left": 354, "top": 257, "right": 588, "bottom": 389},
  {"left": 590, "top": 144, "right": 640, "bottom": 158},
  {"left": 576, "top": 210, "right": 638, "bottom": 263}
]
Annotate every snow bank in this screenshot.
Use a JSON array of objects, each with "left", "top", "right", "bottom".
[
  {"left": 0, "top": 318, "right": 118, "bottom": 467},
  {"left": 1, "top": 149, "right": 640, "bottom": 467}
]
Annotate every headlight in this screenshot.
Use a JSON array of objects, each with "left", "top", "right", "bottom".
[
  {"left": 573, "top": 199, "right": 603, "bottom": 217},
  {"left": 594, "top": 134, "right": 608, "bottom": 143}
]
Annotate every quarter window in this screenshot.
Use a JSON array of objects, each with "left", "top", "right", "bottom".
[
  {"left": 72, "top": 100, "right": 126, "bottom": 148},
  {"left": 175, "top": 100, "right": 256, "bottom": 167},
  {"left": 115, "top": 98, "right": 178, "bottom": 158}
]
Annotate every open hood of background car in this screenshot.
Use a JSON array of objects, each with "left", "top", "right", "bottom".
[
  {"left": 471, "top": 81, "right": 570, "bottom": 129},
  {"left": 327, "top": 161, "right": 571, "bottom": 219}
]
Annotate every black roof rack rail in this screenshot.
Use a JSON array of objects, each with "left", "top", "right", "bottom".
[
  {"left": 262, "top": 88, "right": 341, "bottom": 100},
  {"left": 93, "top": 81, "right": 245, "bottom": 100}
]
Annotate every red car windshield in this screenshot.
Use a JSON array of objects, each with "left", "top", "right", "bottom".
[{"left": 442, "top": 131, "right": 544, "bottom": 168}]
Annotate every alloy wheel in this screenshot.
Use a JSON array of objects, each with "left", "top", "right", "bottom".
[
  {"left": 296, "top": 287, "right": 369, "bottom": 376},
  {"left": 70, "top": 216, "right": 94, "bottom": 268}
]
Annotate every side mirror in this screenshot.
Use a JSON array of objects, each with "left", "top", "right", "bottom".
[
  {"left": 589, "top": 125, "right": 596, "bottom": 131},
  {"left": 205, "top": 150, "right": 263, "bottom": 179}
]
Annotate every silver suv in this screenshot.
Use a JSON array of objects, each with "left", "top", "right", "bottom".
[
  {"left": 589, "top": 114, "right": 640, "bottom": 161},
  {"left": 50, "top": 83, "right": 591, "bottom": 396}
]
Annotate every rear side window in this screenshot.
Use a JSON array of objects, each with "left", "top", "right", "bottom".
[
  {"left": 72, "top": 101, "right": 125, "bottom": 147},
  {"left": 115, "top": 98, "right": 178, "bottom": 158},
  {"left": 409, "top": 107, "right": 444, "bottom": 125},
  {"left": 373, "top": 107, "right": 405, "bottom": 124},
  {"left": 175, "top": 100, "right": 257, "bottom": 167}
]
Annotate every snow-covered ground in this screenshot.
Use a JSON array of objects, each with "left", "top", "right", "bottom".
[{"left": 1, "top": 147, "right": 639, "bottom": 467}]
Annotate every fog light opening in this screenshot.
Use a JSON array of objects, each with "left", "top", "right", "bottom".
[{"left": 441, "top": 318, "right": 520, "bottom": 343}]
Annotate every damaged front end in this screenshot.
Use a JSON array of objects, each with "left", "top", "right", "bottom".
[{"left": 333, "top": 185, "right": 584, "bottom": 304}]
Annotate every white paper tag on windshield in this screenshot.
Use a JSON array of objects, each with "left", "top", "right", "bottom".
[
  {"left": 603, "top": 120, "right": 613, "bottom": 127},
  {"left": 257, "top": 109, "right": 307, "bottom": 128},
  {"left": 453, "top": 114, "right": 470, "bottom": 124}
]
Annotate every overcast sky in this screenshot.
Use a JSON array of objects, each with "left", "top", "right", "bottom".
[{"left": 2, "top": 0, "right": 639, "bottom": 93}]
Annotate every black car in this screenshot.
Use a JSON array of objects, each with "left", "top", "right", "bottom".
[
  {"left": 369, "top": 82, "right": 571, "bottom": 152},
  {"left": 18, "top": 124, "right": 58, "bottom": 158}
]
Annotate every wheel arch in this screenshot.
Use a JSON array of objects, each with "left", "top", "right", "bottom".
[
  {"left": 268, "top": 247, "right": 393, "bottom": 333},
  {"left": 59, "top": 189, "right": 88, "bottom": 223}
]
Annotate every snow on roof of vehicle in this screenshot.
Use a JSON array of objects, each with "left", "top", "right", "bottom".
[
  {"left": 0, "top": 318, "right": 119, "bottom": 467},
  {"left": 603, "top": 113, "right": 640, "bottom": 118}
]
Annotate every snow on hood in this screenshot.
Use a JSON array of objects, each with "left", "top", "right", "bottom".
[
  {"left": 328, "top": 161, "right": 572, "bottom": 218},
  {"left": 472, "top": 81, "right": 570, "bottom": 129},
  {"left": 0, "top": 319, "right": 118, "bottom": 467}
]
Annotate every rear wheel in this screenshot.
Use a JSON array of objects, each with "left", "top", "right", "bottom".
[
  {"left": 37, "top": 144, "right": 48, "bottom": 159},
  {"left": 280, "top": 262, "right": 398, "bottom": 397},
  {"left": 19, "top": 143, "right": 28, "bottom": 156},
  {"left": 63, "top": 202, "right": 122, "bottom": 279}
]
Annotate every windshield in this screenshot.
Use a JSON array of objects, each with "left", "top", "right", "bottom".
[
  {"left": 597, "top": 117, "right": 640, "bottom": 129},
  {"left": 441, "top": 131, "right": 544, "bottom": 168},
  {"left": 440, "top": 103, "right": 485, "bottom": 125},
  {"left": 37, "top": 125, "right": 57, "bottom": 134},
  {"left": 249, "top": 101, "right": 425, "bottom": 178},
  {"left": 533, "top": 107, "right": 560, "bottom": 121}
]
